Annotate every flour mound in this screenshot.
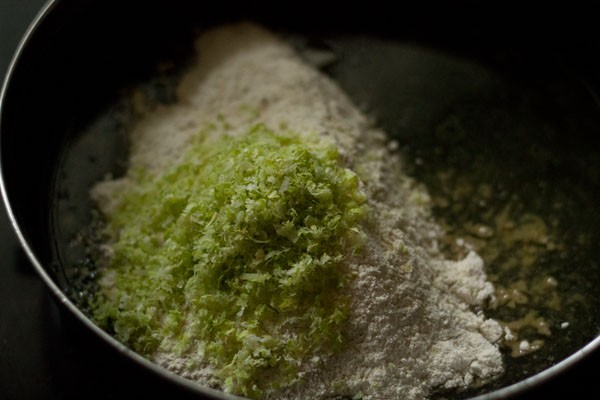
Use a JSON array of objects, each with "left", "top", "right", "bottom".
[{"left": 92, "top": 23, "right": 504, "bottom": 400}]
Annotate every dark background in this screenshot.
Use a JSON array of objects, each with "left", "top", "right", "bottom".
[{"left": 0, "top": 1, "right": 599, "bottom": 399}]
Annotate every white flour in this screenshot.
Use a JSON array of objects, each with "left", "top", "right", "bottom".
[{"left": 92, "top": 23, "right": 504, "bottom": 400}]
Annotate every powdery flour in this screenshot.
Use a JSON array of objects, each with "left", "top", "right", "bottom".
[{"left": 92, "top": 23, "right": 504, "bottom": 400}]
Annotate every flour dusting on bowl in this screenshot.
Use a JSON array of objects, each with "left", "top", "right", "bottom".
[{"left": 88, "top": 23, "right": 504, "bottom": 399}]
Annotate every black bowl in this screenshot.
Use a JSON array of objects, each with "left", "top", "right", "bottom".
[{"left": 2, "top": 1, "right": 600, "bottom": 399}]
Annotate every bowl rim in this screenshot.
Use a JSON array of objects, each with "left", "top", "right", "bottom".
[{"left": 1, "top": 1, "right": 599, "bottom": 399}]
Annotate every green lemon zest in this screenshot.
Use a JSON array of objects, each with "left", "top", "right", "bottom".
[{"left": 92, "top": 124, "right": 367, "bottom": 397}]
